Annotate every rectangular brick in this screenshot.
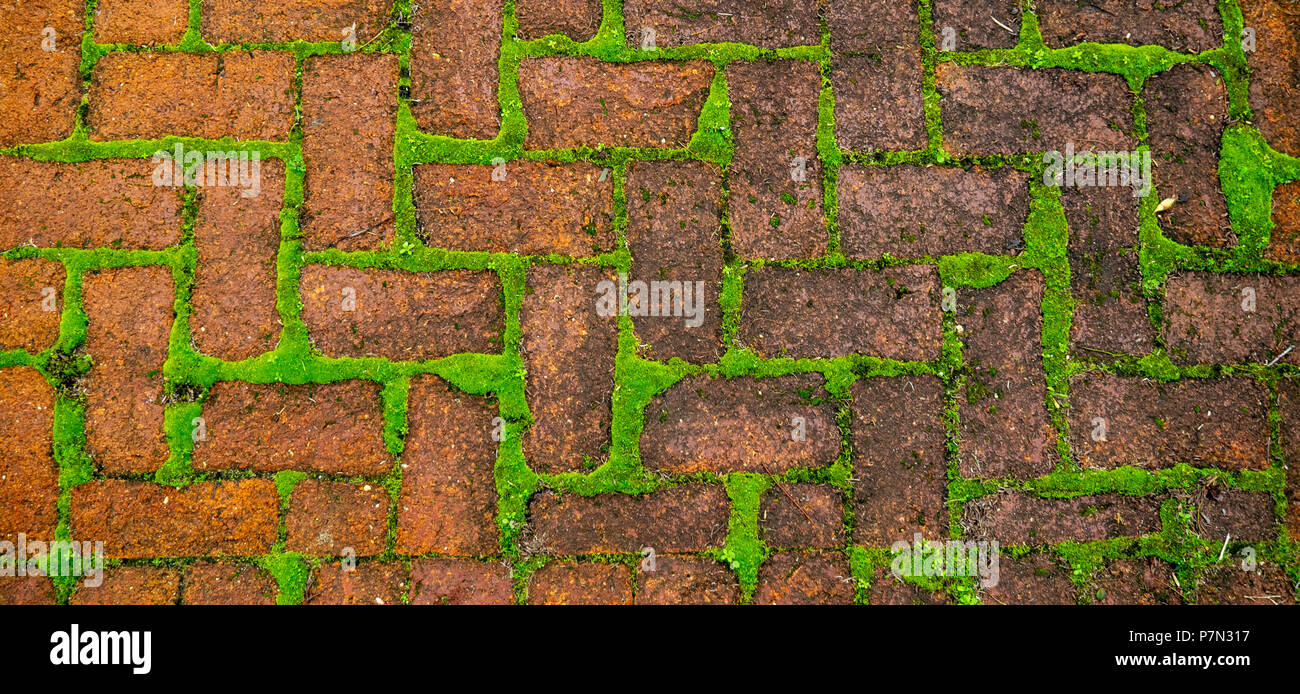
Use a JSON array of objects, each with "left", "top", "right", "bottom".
[
  {"left": 932, "top": 0, "right": 1021, "bottom": 50},
  {"left": 963, "top": 492, "right": 1162, "bottom": 544},
  {"left": 979, "top": 553, "right": 1076, "bottom": 604},
  {"left": 411, "top": 0, "right": 504, "bottom": 139},
  {"left": 1265, "top": 180, "right": 1300, "bottom": 263},
  {"left": 753, "top": 551, "right": 854, "bottom": 605},
  {"left": 0, "top": 0, "right": 81, "bottom": 147},
  {"left": 525, "top": 485, "right": 729, "bottom": 554},
  {"left": 640, "top": 373, "right": 840, "bottom": 475},
  {"left": 71, "top": 479, "right": 279, "bottom": 558},
  {"left": 1243, "top": 0, "right": 1300, "bottom": 157},
  {"left": 300, "top": 53, "right": 397, "bottom": 251},
  {"left": 624, "top": 0, "right": 820, "bottom": 49},
  {"left": 1038, "top": 0, "right": 1222, "bottom": 53},
  {"left": 94, "top": 0, "right": 188, "bottom": 44},
  {"left": 299, "top": 265, "right": 503, "bottom": 360},
  {"left": 306, "top": 562, "right": 407, "bottom": 605},
  {"left": 834, "top": 51, "right": 926, "bottom": 152},
  {"left": 0, "top": 158, "right": 182, "bottom": 251},
  {"left": 286, "top": 479, "right": 390, "bottom": 557},
  {"left": 202, "top": 0, "right": 395, "bottom": 43},
  {"left": 837, "top": 165, "right": 1030, "bottom": 258},
  {"left": 410, "top": 558, "right": 514, "bottom": 605},
  {"left": 516, "top": 0, "right": 602, "bottom": 42},
  {"left": 528, "top": 561, "right": 632, "bottom": 605},
  {"left": 1068, "top": 374, "right": 1270, "bottom": 471},
  {"left": 181, "top": 561, "right": 277, "bottom": 605},
  {"left": 71, "top": 565, "right": 179, "bottom": 605},
  {"left": 827, "top": 0, "right": 918, "bottom": 52},
  {"left": 1197, "top": 488, "right": 1277, "bottom": 543},
  {"left": 0, "top": 258, "right": 63, "bottom": 353},
  {"left": 82, "top": 266, "right": 174, "bottom": 474},
  {"left": 1163, "top": 272, "right": 1300, "bottom": 366},
  {"left": 728, "top": 60, "right": 826, "bottom": 259},
  {"left": 0, "top": 368, "right": 58, "bottom": 543},
  {"left": 739, "top": 265, "right": 942, "bottom": 361},
  {"left": 1279, "top": 379, "right": 1300, "bottom": 541},
  {"left": 88, "top": 51, "right": 296, "bottom": 141},
  {"left": 759, "top": 483, "right": 844, "bottom": 549},
  {"left": 635, "top": 556, "right": 739, "bottom": 605},
  {"left": 413, "top": 161, "right": 615, "bottom": 256},
  {"left": 1063, "top": 183, "right": 1152, "bottom": 358},
  {"left": 0, "top": 576, "right": 56, "bottom": 605},
  {"left": 518, "top": 57, "right": 713, "bottom": 149},
  {"left": 870, "top": 567, "right": 951, "bottom": 605},
  {"left": 1089, "top": 557, "right": 1182, "bottom": 605},
  {"left": 1195, "top": 561, "right": 1297, "bottom": 605}
]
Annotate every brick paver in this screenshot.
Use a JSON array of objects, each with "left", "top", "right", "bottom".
[
  {"left": 1242, "top": 0, "right": 1300, "bottom": 157},
  {"left": 201, "top": 0, "right": 395, "bottom": 44},
  {"left": 1064, "top": 184, "right": 1152, "bottom": 358},
  {"left": 0, "top": 368, "right": 58, "bottom": 544},
  {"left": 94, "top": 0, "right": 190, "bottom": 45},
  {"left": 526, "top": 486, "right": 728, "bottom": 554},
  {"left": 0, "top": 0, "right": 82, "bottom": 147},
  {"left": 1037, "top": 0, "right": 1222, "bottom": 53},
  {"left": 636, "top": 556, "right": 740, "bottom": 605},
  {"left": 932, "top": 0, "right": 1022, "bottom": 50},
  {"left": 411, "top": 0, "right": 504, "bottom": 140},
  {"left": 181, "top": 562, "right": 278, "bottom": 605},
  {"left": 964, "top": 492, "right": 1163, "bottom": 544},
  {"left": 306, "top": 562, "right": 406, "bottom": 605},
  {"left": 528, "top": 561, "right": 632, "bottom": 605},
  {"left": 409, "top": 558, "right": 514, "bottom": 605},
  {"left": 1265, "top": 181, "right": 1300, "bottom": 262},
  {"left": 1163, "top": 272, "right": 1300, "bottom": 365},
  {"left": 0, "top": 258, "right": 63, "bottom": 353},
  {"left": 624, "top": 0, "right": 820, "bottom": 49},
  {"left": 753, "top": 551, "right": 855, "bottom": 605},
  {"left": 517, "top": 0, "right": 603, "bottom": 42}
]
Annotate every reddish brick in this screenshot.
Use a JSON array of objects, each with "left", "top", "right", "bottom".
[
  {"left": 979, "top": 553, "right": 1076, "bottom": 605},
  {"left": 936, "top": 64, "right": 1134, "bottom": 156},
  {"left": 414, "top": 161, "right": 615, "bottom": 256},
  {"left": 1265, "top": 180, "right": 1300, "bottom": 263},
  {"left": 518, "top": 57, "right": 713, "bottom": 149},
  {"left": 753, "top": 551, "right": 855, "bottom": 605},
  {"left": 409, "top": 558, "right": 514, "bottom": 605},
  {"left": 0, "top": 158, "right": 182, "bottom": 250},
  {"left": 181, "top": 561, "right": 277, "bottom": 605},
  {"left": 837, "top": 165, "right": 1031, "bottom": 258},
  {"left": 826, "top": 0, "right": 919, "bottom": 53},
  {"left": 1089, "top": 558, "right": 1182, "bottom": 605},
  {"left": 191, "top": 157, "right": 282, "bottom": 361},
  {"left": 932, "top": 0, "right": 1021, "bottom": 50},
  {"left": 0, "top": 258, "right": 63, "bottom": 353},
  {"left": 396, "top": 375, "right": 500, "bottom": 556},
  {"left": 1068, "top": 374, "right": 1270, "bottom": 471},
  {"left": 525, "top": 486, "right": 729, "bottom": 554},
  {"left": 635, "top": 556, "right": 739, "bottom": 605},
  {"left": 852, "top": 376, "right": 948, "bottom": 546},
  {"left": 640, "top": 373, "right": 840, "bottom": 475},
  {"left": 0, "top": 368, "right": 58, "bottom": 544},
  {"left": 193, "top": 380, "right": 389, "bottom": 475},
  {"left": 286, "top": 480, "right": 390, "bottom": 557},
  {"left": 94, "top": 0, "right": 189, "bottom": 44},
  {"left": 411, "top": 0, "right": 504, "bottom": 139},
  {"left": 88, "top": 51, "right": 295, "bottom": 141},
  {"left": 82, "top": 266, "right": 173, "bottom": 475},
  {"left": 528, "top": 561, "right": 632, "bottom": 605},
  {"left": 1195, "top": 561, "right": 1297, "bottom": 605},
  {"left": 760, "top": 483, "right": 844, "bottom": 549},
  {"left": 0, "top": 0, "right": 82, "bottom": 147},
  {"left": 305, "top": 562, "right": 406, "bottom": 605},
  {"left": 71, "top": 479, "right": 279, "bottom": 558},
  {"left": 869, "top": 567, "right": 951, "bottom": 605},
  {"left": 1063, "top": 183, "right": 1151, "bottom": 358},
  {"left": 833, "top": 52, "right": 927, "bottom": 152},
  {"left": 1038, "top": 0, "right": 1221, "bottom": 53},
  {"left": 1242, "top": 0, "right": 1300, "bottom": 157},
  {"left": 1196, "top": 487, "right": 1277, "bottom": 543},
  {"left": 516, "top": 0, "right": 602, "bottom": 42},
  {"left": 624, "top": 0, "right": 820, "bottom": 48},
  {"left": 1145, "top": 63, "right": 1231, "bottom": 247},
  {"left": 71, "top": 565, "right": 179, "bottom": 605},
  {"left": 202, "top": 0, "right": 395, "bottom": 43},
  {"left": 739, "top": 265, "right": 943, "bottom": 360},
  {"left": 963, "top": 492, "right": 1162, "bottom": 544},
  {"left": 300, "top": 53, "right": 397, "bottom": 251},
  {"left": 626, "top": 160, "right": 724, "bottom": 363},
  {"left": 0, "top": 576, "right": 56, "bottom": 605},
  {"left": 957, "top": 271, "right": 1057, "bottom": 479},
  {"left": 300, "top": 265, "right": 502, "bottom": 361},
  {"left": 1279, "top": 379, "right": 1300, "bottom": 541},
  {"left": 1163, "top": 272, "right": 1300, "bottom": 366},
  {"left": 521, "top": 264, "right": 617, "bottom": 473},
  {"left": 728, "top": 60, "right": 826, "bottom": 259}
]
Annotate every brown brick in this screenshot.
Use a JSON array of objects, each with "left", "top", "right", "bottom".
[
  {"left": 826, "top": 0, "right": 919, "bottom": 53},
  {"left": 286, "top": 480, "right": 390, "bottom": 557},
  {"left": 521, "top": 264, "right": 617, "bottom": 473},
  {"left": 833, "top": 52, "right": 927, "bottom": 153},
  {"left": 526, "top": 486, "right": 729, "bottom": 554},
  {"left": 411, "top": 0, "right": 504, "bottom": 139},
  {"left": 624, "top": 0, "right": 820, "bottom": 48},
  {"left": 396, "top": 376, "right": 500, "bottom": 556},
  {"left": 1063, "top": 183, "right": 1152, "bottom": 358},
  {"left": 626, "top": 160, "right": 724, "bottom": 363},
  {"left": 193, "top": 380, "right": 390, "bottom": 476},
  {"left": 518, "top": 57, "right": 713, "bottom": 149},
  {"left": 1163, "top": 272, "right": 1300, "bottom": 366},
  {"left": 181, "top": 561, "right": 277, "bottom": 605},
  {"left": 1038, "top": 0, "right": 1221, "bottom": 53},
  {"left": 1266, "top": 181, "right": 1300, "bottom": 263},
  {"left": 201, "top": 0, "right": 395, "bottom": 43},
  {"left": 958, "top": 271, "right": 1057, "bottom": 479},
  {"left": 82, "top": 266, "right": 173, "bottom": 475},
  {"left": 516, "top": 0, "right": 602, "bottom": 42},
  {"left": 300, "top": 265, "right": 502, "bottom": 361},
  {"left": 71, "top": 565, "right": 179, "bottom": 605},
  {"left": 979, "top": 553, "right": 1076, "bottom": 605},
  {"left": 94, "top": 0, "right": 189, "bottom": 44},
  {"left": 88, "top": 51, "right": 296, "bottom": 141},
  {"left": 0, "top": 258, "right": 63, "bottom": 353},
  {"left": 1068, "top": 374, "right": 1270, "bottom": 471},
  {"left": 728, "top": 60, "right": 826, "bottom": 259},
  {"left": 760, "top": 483, "right": 844, "bottom": 549},
  {"left": 852, "top": 376, "right": 948, "bottom": 546},
  {"left": 1089, "top": 558, "right": 1182, "bottom": 605},
  {"left": 1145, "top": 63, "right": 1231, "bottom": 247},
  {"left": 936, "top": 64, "right": 1135, "bottom": 156},
  {"left": 1243, "top": 0, "right": 1300, "bottom": 157},
  {"left": 71, "top": 479, "right": 279, "bottom": 558},
  {"left": 932, "top": 0, "right": 1021, "bottom": 50},
  {"left": 740, "top": 265, "right": 943, "bottom": 360},
  {"left": 0, "top": 158, "right": 182, "bottom": 251},
  {"left": 306, "top": 562, "right": 407, "bottom": 605},
  {"left": 192, "top": 158, "right": 282, "bottom": 361},
  {"left": 869, "top": 567, "right": 951, "bottom": 605},
  {"left": 528, "top": 561, "right": 632, "bottom": 605},
  {"left": 753, "top": 551, "right": 855, "bottom": 605},
  {"left": 1195, "top": 561, "right": 1297, "bottom": 605},
  {"left": 0, "top": 0, "right": 82, "bottom": 147},
  {"left": 1279, "top": 379, "right": 1300, "bottom": 541},
  {"left": 0, "top": 576, "right": 56, "bottom": 605},
  {"left": 409, "top": 558, "right": 514, "bottom": 605},
  {"left": 300, "top": 53, "right": 397, "bottom": 251},
  {"left": 0, "top": 368, "right": 58, "bottom": 544},
  {"left": 640, "top": 373, "right": 839, "bottom": 475},
  {"left": 414, "top": 161, "right": 615, "bottom": 256},
  {"left": 963, "top": 492, "right": 1162, "bottom": 544},
  {"left": 635, "top": 555, "right": 739, "bottom": 605},
  {"left": 1196, "top": 487, "right": 1277, "bottom": 543},
  {"left": 838, "top": 165, "right": 1030, "bottom": 258}
]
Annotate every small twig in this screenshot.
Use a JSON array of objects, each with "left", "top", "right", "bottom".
[
  {"left": 1217, "top": 533, "right": 1231, "bottom": 561},
  {"left": 990, "top": 14, "right": 1016, "bottom": 34},
  {"left": 1265, "top": 345, "right": 1294, "bottom": 367},
  {"left": 757, "top": 459, "right": 816, "bottom": 525},
  {"left": 327, "top": 213, "right": 397, "bottom": 249}
]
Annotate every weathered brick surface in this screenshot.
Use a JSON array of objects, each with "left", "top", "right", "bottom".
[
  {"left": 636, "top": 556, "right": 739, "bottom": 605},
  {"left": 82, "top": 266, "right": 174, "bottom": 475},
  {"left": 0, "top": 258, "right": 63, "bottom": 353},
  {"left": 0, "top": 0, "right": 82, "bottom": 147},
  {"left": 833, "top": 52, "right": 926, "bottom": 153},
  {"left": 300, "top": 54, "right": 397, "bottom": 251},
  {"left": 837, "top": 165, "right": 1031, "bottom": 258},
  {"left": 526, "top": 486, "right": 729, "bottom": 554},
  {"left": 753, "top": 551, "right": 855, "bottom": 605},
  {"left": 739, "top": 265, "right": 943, "bottom": 360},
  {"left": 414, "top": 161, "right": 615, "bottom": 256},
  {"left": 94, "top": 0, "right": 189, "bottom": 45},
  {"left": 1163, "top": 272, "right": 1300, "bottom": 366},
  {"left": 411, "top": 0, "right": 504, "bottom": 139},
  {"left": 870, "top": 567, "right": 951, "bottom": 605},
  {"left": 640, "top": 373, "right": 840, "bottom": 475},
  {"left": 0, "top": 158, "right": 182, "bottom": 251},
  {"left": 71, "top": 566, "right": 179, "bottom": 605},
  {"left": 181, "top": 561, "right": 277, "bottom": 605},
  {"left": 728, "top": 60, "right": 826, "bottom": 259},
  {"left": 957, "top": 271, "right": 1057, "bottom": 479},
  {"left": 202, "top": 0, "right": 395, "bottom": 43},
  {"left": 936, "top": 64, "right": 1134, "bottom": 156},
  {"left": 409, "top": 558, "right": 514, "bottom": 605},
  {"left": 516, "top": 0, "right": 602, "bottom": 42},
  {"left": 1196, "top": 488, "right": 1277, "bottom": 542},
  {"left": 71, "top": 479, "right": 279, "bottom": 558},
  {"left": 852, "top": 376, "right": 948, "bottom": 546},
  {"left": 1068, "top": 374, "right": 1270, "bottom": 470},
  {"left": 1265, "top": 181, "right": 1300, "bottom": 263},
  {"left": 88, "top": 51, "right": 296, "bottom": 141},
  {"left": 980, "top": 553, "right": 1076, "bottom": 605},
  {"left": 306, "top": 562, "right": 407, "bottom": 605},
  {"left": 0, "top": 577, "right": 56, "bottom": 605},
  {"left": 932, "top": 0, "right": 1021, "bottom": 50},
  {"left": 1242, "top": 0, "right": 1300, "bottom": 157},
  {"left": 521, "top": 264, "right": 617, "bottom": 473},
  {"left": 826, "top": 0, "right": 918, "bottom": 53},
  {"left": 0, "top": 368, "right": 58, "bottom": 544},
  {"left": 1089, "top": 558, "right": 1182, "bottom": 605},
  {"left": 1195, "top": 561, "right": 1297, "bottom": 605},
  {"left": 528, "top": 562, "right": 633, "bottom": 605},
  {"left": 1279, "top": 379, "right": 1300, "bottom": 541},
  {"left": 760, "top": 483, "right": 844, "bottom": 549},
  {"left": 396, "top": 376, "right": 500, "bottom": 556},
  {"left": 286, "top": 480, "right": 391, "bottom": 557},
  {"left": 1038, "top": 0, "right": 1222, "bottom": 53},
  {"left": 1063, "top": 184, "right": 1152, "bottom": 358},
  {"left": 624, "top": 0, "right": 820, "bottom": 49},
  {"left": 963, "top": 492, "right": 1163, "bottom": 544}
]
